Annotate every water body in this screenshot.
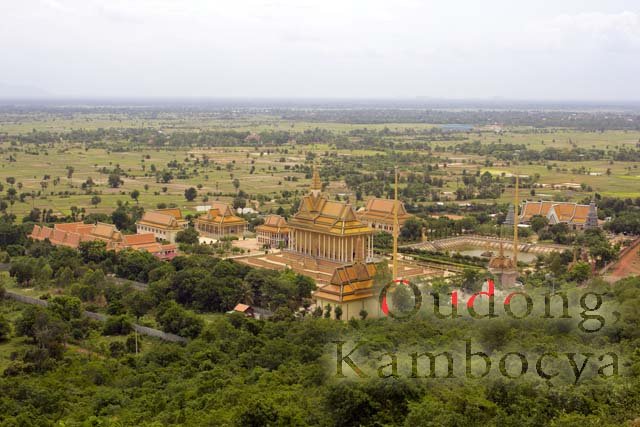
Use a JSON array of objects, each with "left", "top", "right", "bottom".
[{"left": 456, "top": 248, "right": 538, "bottom": 264}]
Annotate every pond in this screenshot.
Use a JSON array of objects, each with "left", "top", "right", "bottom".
[{"left": 456, "top": 248, "right": 538, "bottom": 264}]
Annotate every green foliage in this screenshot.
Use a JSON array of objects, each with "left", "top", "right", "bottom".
[
  {"left": 530, "top": 215, "right": 549, "bottom": 232},
  {"left": 570, "top": 262, "right": 592, "bottom": 283},
  {"left": 107, "top": 173, "right": 122, "bottom": 188},
  {"left": 47, "top": 295, "right": 82, "bottom": 322},
  {"left": 373, "top": 231, "right": 392, "bottom": 249},
  {"left": 175, "top": 226, "right": 199, "bottom": 244},
  {"left": 14, "top": 305, "right": 68, "bottom": 361},
  {"left": 115, "top": 249, "right": 162, "bottom": 282},
  {"left": 102, "top": 315, "right": 133, "bottom": 336},
  {"left": 184, "top": 187, "right": 197, "bottom": 201},
  {"left": 460, "top": 268, "right": 482, "bottom": 293},
  {"left": 1, "top": 277, "right": 640, "bottom": 425},
  {"left": 400, "top": 217, "right": 423, "bottom": 241},
  {"left": 156, "top": 300, "right": 203, "bottom": 338},
  {"left": 0, "top": 314, "right": 11, "bottom": 341},
  {"left": 390, "top": 284, "right": 414, "bottom": 313},
  {"left": 123, "top": 291, "right": 154, "bottom": 319},
  {"left": 8, "top": 257, "right": 33, "bottom": 285}
]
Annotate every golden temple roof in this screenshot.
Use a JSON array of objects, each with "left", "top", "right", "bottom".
[
  {"left": 255, "top": 214, "right": 289, "bottom": 234},
  {"left": 357, "top": 198, "right": 411, "bottom": 224},
  {"left": 314, "top": 261, "right": 377, "bottom": 303},
  {"left": 137, "top": 209, "right": 186, "bottom": 230},
  {"left": 288, "top": 193, "right": 373, "bottom": 236},
  {"left": 197, "top": 202, "right": 248, "bottom": 226},
  {"left": 520, "top": 201, "right": 594, "bottom": 225}
]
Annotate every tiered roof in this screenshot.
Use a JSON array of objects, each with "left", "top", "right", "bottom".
[
  {"left": 314, "top": 261, "right": 377, "bottom": 303},
  {"left": 289, "top": 193, "right": 372, "bottom": 236},
  {"left": 122, "top": 233, "right": 176, "bottom": 255},
  {"left": 30, "top": 222, "right": 177, "bottom": 259},
  {"left": 520, "top": 201, "right": 598, "bottom": 227},
  {"left": 198, "top": 202, "right": 248, "bottom": 226},
  {"left": 137, "top": 208, "right": 187, "bottom": 230},
  {"left": 255, "top": 214, "right": 289, "bottom": 234},
  {"left": 357, "top": 198, "right": 411, "bottom": 224}
]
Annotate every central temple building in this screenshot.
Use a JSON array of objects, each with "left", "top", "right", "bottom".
[
  {"left": 237, "top": 165, "right": 435, "bottom": 320},
  {"left": 285, "top": 167, "right": 374, "bottom": 264}
]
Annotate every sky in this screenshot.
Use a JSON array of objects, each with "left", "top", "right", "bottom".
[{"left": 1, "top": 0, "right": 639, "bottom": 100}]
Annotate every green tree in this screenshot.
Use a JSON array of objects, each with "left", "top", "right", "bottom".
[
  {"left": 460, "top": 268, "right": 482, "bottom": 293},
  {"left": 530, "top": 215, "right": 549, "bottom": 233},
  {"left": 15, "top": 306, "right": 68, "bottom": 359},
  {"left": 156, "top": 301, "right": 203, "bottom": 338},
  {"left": 48, "top": 296, "right": 83, "bottom": 322},
  {"left": 90, "top": 195, "right": 102, "bottom": 208},
  {"left": 103, "top": 315, "right": 133, "bottom": 335},
  {"left": 55, "top": 266, "right": 75, "bottom": 287},
  {"left": 184, "top": 187, "right": 198, "bottom": 202},
  {"left": 123, "top": 291, "right": 154, "bottom": 319},
  {"left": 176, "top": 227, "right": 199, "bottom": 244},
  {"left": 570, "top": 261, "right": 591, "bottom": 283},
  {"left": 400, "top": 217, "right": 423, "bottom": 241},
  {"left": 390, "top": 283, "right": 413, "bottom": 313},
  {"left": 108, "top": 173, "right": 123, "bottom": 188},
  {"left": 324, "top": 304, "right": 332, "bottom": 318},
  {"left": 9, "top": 257, "right": 38, "bottom": 286}
]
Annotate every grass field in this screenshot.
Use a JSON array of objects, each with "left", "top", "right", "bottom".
[{"left": 2, "top": 112, "right": 639, "bottom": 217}]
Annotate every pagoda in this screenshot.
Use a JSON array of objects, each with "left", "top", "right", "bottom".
[{"left": 285, "top": 165, "right": 374, "bottom": 267}]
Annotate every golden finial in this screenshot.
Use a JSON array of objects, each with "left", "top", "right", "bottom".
[{"left": 311, "top": 163, "right": 322, "bottom": 193}]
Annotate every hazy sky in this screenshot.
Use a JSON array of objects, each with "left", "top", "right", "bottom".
[{"left": 1, "top": 0, "right": 639, "bottom": 100}]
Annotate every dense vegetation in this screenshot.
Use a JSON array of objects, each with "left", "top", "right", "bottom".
[{"left": 1, "top": 274, "right": 640, "bottom": 425}]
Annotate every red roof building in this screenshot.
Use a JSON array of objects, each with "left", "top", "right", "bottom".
[{"left": 30, "top": 222, "right": 178, "bottom": 260}]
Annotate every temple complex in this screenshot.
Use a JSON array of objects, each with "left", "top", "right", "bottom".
[
  {"left": 136, "top": 208, "right": 188, "bottom": 243},
  {"left": 357, "top": 198, "right": 412, "bottom": 233},
  {"left": 255, "top": 214, "right": 289, "bottom": 248},
  {"left": 238, "top": 166, "right": 435, "bottom": 319},
  {"left": 30, "top": 222, "right": 177, "bottom": 260},
  {"left": 195, "top": 202, "right": 248, "bottom": 238},
  {"left": 284, "top": 167, "right": 374, "bottom": 264}
]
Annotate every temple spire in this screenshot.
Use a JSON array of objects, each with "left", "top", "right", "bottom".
[{"left": 310, "top": 163, "right": 322, "bottom": 196}]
